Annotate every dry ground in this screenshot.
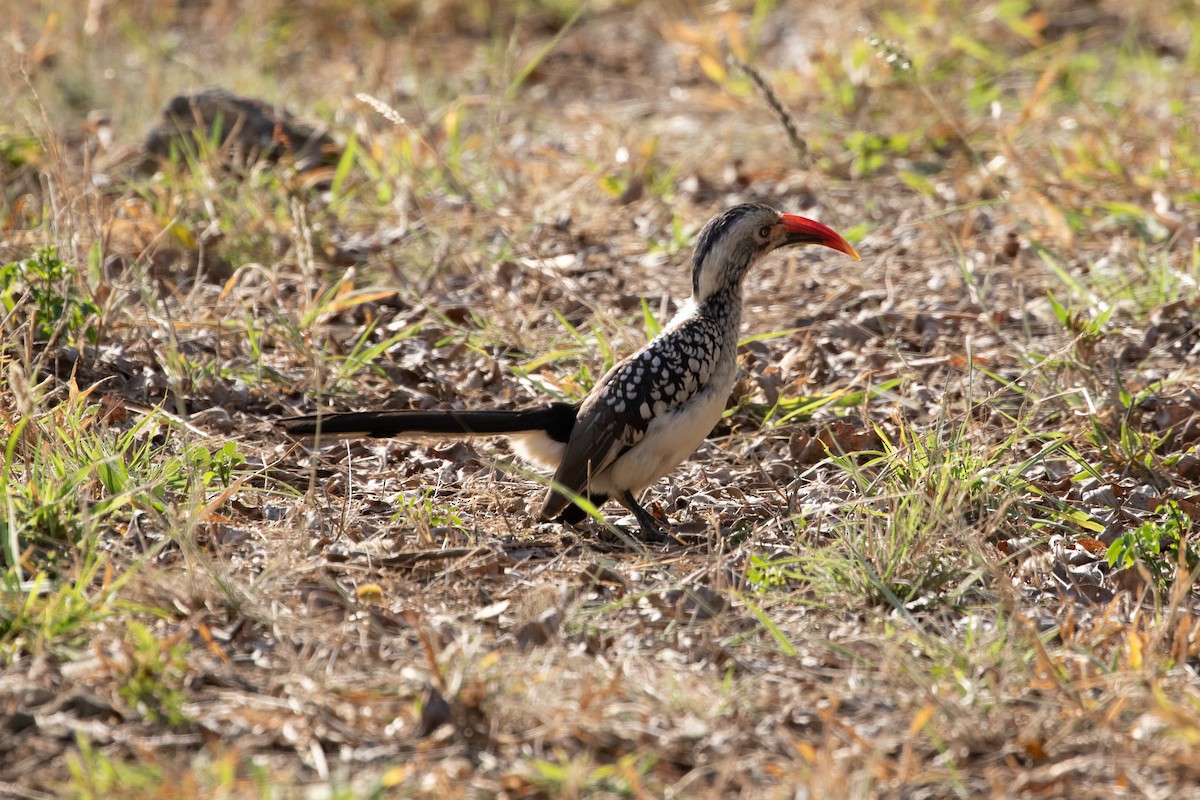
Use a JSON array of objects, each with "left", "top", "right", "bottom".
[{"left": 2, "top": 1, "right": 1199, "bottom": 798}]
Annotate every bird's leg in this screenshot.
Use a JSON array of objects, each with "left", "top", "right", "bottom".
[{"left": 618, "top": 490, "right": 672, "bottom": 543}]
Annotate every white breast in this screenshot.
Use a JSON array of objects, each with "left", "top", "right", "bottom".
[{"left": 590, "top": 379, "right": 730, "bottom": 498}]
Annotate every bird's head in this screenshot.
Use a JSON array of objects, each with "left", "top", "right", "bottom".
[{"left": 690, "top": 203, "right": 860, "bottom": 303}]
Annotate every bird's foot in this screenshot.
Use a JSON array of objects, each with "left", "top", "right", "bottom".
[
  {"left": 634, "top": 518, "right": 673, "bottom": 545},
  {"left": 622, "top": 493, "right": 681, "bottom": 546}
]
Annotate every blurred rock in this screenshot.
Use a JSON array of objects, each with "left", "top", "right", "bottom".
[{"left": 144, "top": 87, "right": 340, "bottom": 174}]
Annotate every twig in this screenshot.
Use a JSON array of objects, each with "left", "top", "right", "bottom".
[{"left": 727, "top": 52, "right": 809, "bottom": 167}]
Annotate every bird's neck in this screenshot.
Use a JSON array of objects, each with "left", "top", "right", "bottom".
[{"left": 693, "top": 284, "right": 744, "bottom": 334}]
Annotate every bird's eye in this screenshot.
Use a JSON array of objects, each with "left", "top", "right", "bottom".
[{"left": 757, "top": 225, "right": 772, "bottom": 240}]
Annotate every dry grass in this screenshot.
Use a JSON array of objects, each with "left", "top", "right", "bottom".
[{"left": 2, "top": 1, "right": 1199, "bottom": 797}]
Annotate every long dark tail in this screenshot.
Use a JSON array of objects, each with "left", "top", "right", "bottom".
[
  {"left": 281, "top": 401, "right": 609, "bottom": 522},
  {"left": 280, "top": 401, "right": 579, "bottom": 442}
]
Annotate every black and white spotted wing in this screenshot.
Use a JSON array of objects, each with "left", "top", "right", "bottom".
[{"left": 541, "top": 315, "right": 728, "bottom": 516}]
